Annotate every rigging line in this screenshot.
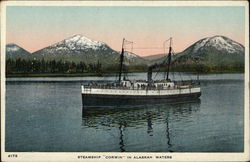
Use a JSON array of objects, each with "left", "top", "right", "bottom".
[
  {"left": 170, "top": 49, "right": 178, "bottom": 81},
  {"left": 178, "top": 71, "right": 183, "bottom": 82},
  {"left": 124, "top": 39, "right": 133, "bottom": 43},
  {"left": 123, "top": 39, "right": 133, "bottom": 53},
  {"left": 124, "top": 41, "right": 133, "bottom": 46},
  {"left": 163, "top": 68, "right": 167, "bottom": 80},
  {"left": 122, "top": 65, "right": 128, "bottom": 80},
  {"left": 153, "top": 71, "right": 159, "bottom": 80},
  {"left": 187, "top": 71, "right": 193, "bottom": 81},
  {"left": 171, "top": 69, "right": 175, "bottom": 81},
  {"left": 171, "top": 51, "right": 175, "bottom": 81},
  {"left": 163, "top": 38, "right": 171, "bottom": 44},
  {"left": 172, "top": 49, "right": 176, "bottom": 55},
  {"left": 163, "top": 38, "right": 171, "bottom": 46}
]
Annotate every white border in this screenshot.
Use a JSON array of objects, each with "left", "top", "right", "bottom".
[{"left": 1, "top": 1, "right": 249, "bottom": 161}]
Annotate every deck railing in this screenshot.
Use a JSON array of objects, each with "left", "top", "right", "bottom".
[{"left": 81, "top": 82, "right": 200, "bottom": 91}]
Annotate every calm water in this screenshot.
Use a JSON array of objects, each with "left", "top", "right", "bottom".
[{"left": 5, "top": 73, "right": 244, "bottom": 152}]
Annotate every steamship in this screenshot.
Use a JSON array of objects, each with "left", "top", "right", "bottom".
[{"left": 81, "top": 38, "right": 201, "bottom": 107}]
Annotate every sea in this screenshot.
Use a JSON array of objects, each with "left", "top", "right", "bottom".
[{"left": 5, "top": 73, "right": 244, "bottom": 152}]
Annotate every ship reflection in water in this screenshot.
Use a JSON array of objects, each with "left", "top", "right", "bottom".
[{"left": 82, "top": 99, "right": 201, "bottom": 152}]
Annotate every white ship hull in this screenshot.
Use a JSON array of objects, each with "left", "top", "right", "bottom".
[{"left": 81, "top": 85, "right": 201, "bottom": 107}]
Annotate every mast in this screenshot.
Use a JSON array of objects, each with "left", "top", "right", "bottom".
[
  {"left": 166, "top": 37, "right": 172, "bottom": 81},
  {"left": 118, "top": 38, "right": 125, "bottom": 83}
]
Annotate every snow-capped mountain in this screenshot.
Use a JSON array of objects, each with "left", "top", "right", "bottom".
[
  {"left": 59, "top": 34, "right": 106, "bottom": 50},
  {"left": 193, "top": 35, "right": 244, "bottom": 54},
  {"left": 176, "top": 35, "right": 244, "bottom": 58},
  {"left": 33, "top": 34, "right": 112, "bottom": 57},
  {"left": 170, "top": 35, "right": 245, "bottom": 69},
  {"left": 46, "top": 34, "right": 108, "bottom": 52},
  {"left": 6, "top": 43, "right": 30, "bottom": 59},
  {"left": 30, "top": 34, "right": 147, "bottom": 66}
]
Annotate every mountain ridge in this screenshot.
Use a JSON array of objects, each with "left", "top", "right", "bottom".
[
  {"left": 6, "top": 35, "right": 244, "bottom": 72},
  {"left": 12, "top": 35, "right": 148, "bottom": 66}
]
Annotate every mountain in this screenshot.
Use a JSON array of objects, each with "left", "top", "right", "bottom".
[
  {"left": 177, "top": 35, "right": 244, "bottom": 57},
  {"left": 154, "top": 35, "right": 244, "bottom": 72},
  {"left": 143, "top": 54, "right": 166, "bottom": 61},
  {"left": 176, "top": 35, "right": 244, "bottom": 66},
  {"left": 31, "top": 34, "right": 147, "bottom": 66},
  {"left": 6, "top": 43, "right": 31, "bottom": 60}
]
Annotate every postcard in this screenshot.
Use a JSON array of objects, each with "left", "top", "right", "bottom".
[{"left": 1, "top": 1, "right": 249, "bottom": 161}]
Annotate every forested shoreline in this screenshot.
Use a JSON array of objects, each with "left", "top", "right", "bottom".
[
  {"left": 6, "top": 58, "right": 244, "bottom": 77},
  {"left": 5, "top": 58, "right": 147, "bottom": 77}
]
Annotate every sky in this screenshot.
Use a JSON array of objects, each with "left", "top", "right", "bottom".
[{"left": 6, "top": 6, "right": 245, "bottom": 56}]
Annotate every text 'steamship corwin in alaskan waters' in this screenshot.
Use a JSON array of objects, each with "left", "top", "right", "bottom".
[{"left": 81, "top": 38, "right": 201, "bottom": 107}]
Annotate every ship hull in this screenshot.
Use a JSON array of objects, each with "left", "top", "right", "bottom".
[{"left": 82, "top": 92, "right": 201, "bottom": 108}]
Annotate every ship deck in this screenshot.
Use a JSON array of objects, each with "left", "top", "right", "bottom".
[{"left": 81, "top": 85, "right": 200, "bottom": 96}]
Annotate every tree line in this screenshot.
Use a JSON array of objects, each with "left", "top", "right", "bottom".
[
  {"left": 6, "top": 58, "right": 244, "bottom": 76},
  {"left": 6, "top": 58, "right": 103, "bottom": 74}
]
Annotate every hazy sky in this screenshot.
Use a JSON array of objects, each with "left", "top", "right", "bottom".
[{"left": 6, "top": 6, "right": 245, "bottom": 56}]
